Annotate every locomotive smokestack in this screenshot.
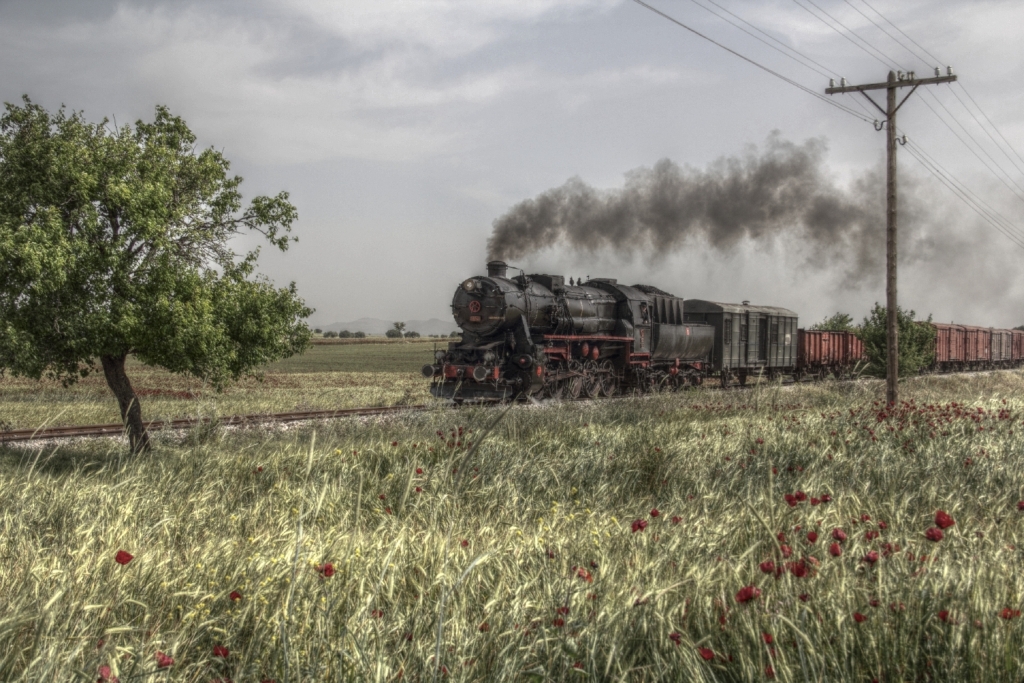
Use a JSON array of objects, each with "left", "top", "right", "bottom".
[{"left": 487, "top": 260, "right": 508, "bottom": 278}]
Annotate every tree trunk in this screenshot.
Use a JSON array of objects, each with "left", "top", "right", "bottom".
[{"left": 101, "top": 353, "right": 150, "bottom": 453}]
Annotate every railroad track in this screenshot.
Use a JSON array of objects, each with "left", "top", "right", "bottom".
[{"left": 0, "top": 405, "right": 428, "bottom": 444}]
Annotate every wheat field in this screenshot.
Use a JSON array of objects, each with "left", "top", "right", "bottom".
[{"left": 2, "top": 372, "right": 1024, "bottom": 681}]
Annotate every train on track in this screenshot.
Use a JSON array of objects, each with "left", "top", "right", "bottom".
[{"left": 424, "top": 261, "right": 1022, "bottom": 402}]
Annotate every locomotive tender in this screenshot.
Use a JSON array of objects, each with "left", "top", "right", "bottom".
[{"left": 425, "top": 260, "right": 793, "bottom": 401}]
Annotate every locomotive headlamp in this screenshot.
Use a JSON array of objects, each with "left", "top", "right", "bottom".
[
  {"left": 462, "top": 279, "right": 476, "bottom": 292},
  {"left": 434, "top": 350, "right": 446, "bottom": 362}
]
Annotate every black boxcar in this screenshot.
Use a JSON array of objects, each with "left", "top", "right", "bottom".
[{"left": 683, "top": 300, "right": 798, "bottom": 385}]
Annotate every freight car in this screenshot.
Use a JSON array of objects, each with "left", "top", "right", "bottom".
[
  {"left": 796, "top": 330, "right": 865, "bottom": 380},
  {"left": 425, "top": 261, "right": 716, "bottom": 401},
  {"left": 926, "top": 323, "right": 1024, "bottom": 371}
]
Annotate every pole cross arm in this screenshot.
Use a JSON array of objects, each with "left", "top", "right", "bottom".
[{"left": 826, "top": 74, "right": 956, "bottom": 94}]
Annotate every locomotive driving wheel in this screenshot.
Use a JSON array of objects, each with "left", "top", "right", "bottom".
[
  {"left": 598, "top": 360, "right": 617, "bottom": 397},
  {"left": 546, "top": 379, "right": 565, "bottom": 400},
  {"left": 566, "top": 360, "right": 584, "bottom": 400},
  {"left": 582, "top": 360, "right": 601, "bottom": 398}
]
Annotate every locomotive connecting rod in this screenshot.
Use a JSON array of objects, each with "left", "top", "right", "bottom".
[{"left": 826, "top": 69, "right": 957, "bottom": 406}]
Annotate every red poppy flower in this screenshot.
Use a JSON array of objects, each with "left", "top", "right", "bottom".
[
  {"left": 669, "top": 632, "right": 682, "bottom": 645},
  {"left": 853, "top": 612, "right": 867, "bottom": 623},
  {"left": 925, "top": 527, "right": 944, "bottom": 542},
  {"left": 479, "top": 622, "right": 490, "bottom": 632},
  {"left": 573, "top": 661, "right": 584, "bottom": 670},
  {"left": 861, "top": 514, "right": 871, "bottom": 522},
  {"left": 371, "top": 609, "right": 384, "bottom": 618},
  {"left": 878, "top": 520, "right": 888, "bottom": 530},
  {"left": 799, "top": 593, "right": 809, "bottom": 602},
  {"left": 698, "top": 647, "right": 714, "bottom": 661},
  {"left": 671, "top": 516, "right": 682, "bottom": 525},
  {"left": 460, "top": 540, "right": 469, "bottom": 548},
  {"left": 938, "top": 610, "right": 949, "bottom": 622},
  {"left": 759, "top": 560, "right": 775, "bottom": 574},
  {"left": 865, "top": 530, "right": 879, "bottom": 541},
  {"left": 829, "top": 542, "right": 842, "bottom": 557},
  {"left": 789, "top": 561, "right": 808, "bottom": 578},
  {"left": 255, "top": 466, "right": 263, "bottom": 473},
  {"left": 762, "top": 632, "right": 773, "bottom": 644},
  {"left": 213, "top": 645, "right": 229, "bottom": 658},
  {"left": 869, "top": 598, "right": 880, "bottom": 607},
  {"left": 114, "top": 550, "right": 134, "bottom": 566},
  {"left": 631, "top": 519, "right": 648, "bottom": 533},
  {"left": 806, "top": 531, "right": 818, "bottom": 544},
  {"left": 795, "top": 491, "right": 807, "bottom": 502},
  {"left": 97, "top": 665, "right": 117, "bottom": 682},
  {"left": 1000, "top": 608, "right": 1021, "bottom": 619},
  {"left": 317, "top": 563, "right": 335, "bottom": 577},
  {"left": 649, "top": 508, "right": 660, "bottom": 518},
  {"left": 1018, "top": 501, "right": 1024, "bottom": 511},
  {"left": 416, "top": 468, "right": 423, "bottom": 475},
  {"left": 576, "top": 567, "right": 593, "bottom": 583},
  {"left": 391, "top": 441, "right": 398, "bottom": 446},
  {"left": 809, "top": 497, "right": 820, "bottom": 506},
  {"left": 229, "top": 591, "right": 242, "bottom": 601},
  {"left": 831, "top": 529, "right": 847, "bottom": 542},
  {"left": 765, "top": 665, "right": 775, "bottom": 679},
  {"left": 935, "top": 510, "right": 955, "bottom": 529},
  {"left": 780, "top": 545, "right": 793, "bottom": 559},
  {"left": 415, "top": 487, "right": 423, "bottom": 493},
  {"left": 552, "top": 618, "right": 565, "bottom": 627},
  {"left": 784, "top": 494, "right": 797, "bottom": 507},
  {"left": 862, "top": 551, "right": 879, "bottom": 564},
  {"left": 735, "top": 585, "right": 761, "bottom": 603},
  {"left": 378, "top": 494, "right": 386, "bottom": 500},
  {"left": 385, "top": 507, "right": 392, "bottom": 515},
  {"left": 155, "top": 651, "right": 174, "bottom": 668},
  {"left": 820, "top": 494, "right": 832, "bottom": 503}
]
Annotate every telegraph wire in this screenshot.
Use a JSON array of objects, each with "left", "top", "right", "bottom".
[
  {"left": 843, "top": 0, "right": 1024, "bottom": 187},
  {"left": 902, "top": 144, "right": 1024, "bottom": 250},
  {"left": 841, "top": 0, "right": 929, "bottom": 69},
  {"left": 902, "top": 132, "right": 1024, "bottom": 247},
  {"left": 689, "top": 0, "right": 835, "bottom": 80},
  {"left": 789, "top": 0, "right": 899, "bottom": 71},
  {"left": 630, "top": 0, "right": 875, "bottom": 123}
]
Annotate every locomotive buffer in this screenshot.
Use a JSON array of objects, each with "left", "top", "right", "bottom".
[{"left": 826, "top": 68, "right": 957, "bottom": 406}]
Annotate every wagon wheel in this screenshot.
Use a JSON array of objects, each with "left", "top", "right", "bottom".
[
  {"left": 598, "top": 361, "right": 617, "bottom": 397},
  {"left": 582, "top": 361, "right": 601, "bottom": 398},
  {"left": 720, "top": 370, "right": 731, "bottom": 389},
  {"left": 738, "top": 372, "right": 748, "bottom": 387}
]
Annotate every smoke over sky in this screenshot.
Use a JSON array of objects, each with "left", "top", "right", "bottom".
[{"left": 488, "top": 134, "right": 945, "bottom": 287}]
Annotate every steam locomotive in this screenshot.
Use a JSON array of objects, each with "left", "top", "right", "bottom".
[{"left": 424, "top": 260, "right": 801, "bottom": 401}]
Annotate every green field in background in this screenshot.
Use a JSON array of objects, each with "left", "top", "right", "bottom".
[{"left": 264, "top": 339, "right": 445, "bottom": 374}]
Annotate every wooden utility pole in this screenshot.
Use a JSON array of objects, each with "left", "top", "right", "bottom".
[{"left": 826, "top": 68, "right": 957, "bottom": 406}]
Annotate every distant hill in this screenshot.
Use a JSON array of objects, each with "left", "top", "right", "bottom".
[{"left": 321, "top": 317, "right": 457, "bottom": 336}]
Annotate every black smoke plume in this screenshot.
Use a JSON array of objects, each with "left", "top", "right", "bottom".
[{"left": 487, "top": 134, "right": 937, "bottom": 284}]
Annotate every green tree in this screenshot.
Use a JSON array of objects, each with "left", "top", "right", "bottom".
[
  {"left": 810, "top": 312, "right": 855, "bottom": 332},
  {"left": 856, "top": 303, "right": 935, "bottom": 379},
  {"left": 0, "top": 98, "right": 312, "bottom": 452},
  {"left": 392, "top": 321, "right": 406, "bottom": 339}
]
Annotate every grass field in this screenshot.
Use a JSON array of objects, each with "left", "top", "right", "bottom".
[
  {"left": 0, "top": 341, "right": 441, "bottom": 430},
  {"left": 3, "top": 371, "right": 1024, "bottom": 681}
]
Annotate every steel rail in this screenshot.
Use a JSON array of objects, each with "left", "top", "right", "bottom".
[{"left": 0, "top": 404, "right": 428, "bottom": 444}]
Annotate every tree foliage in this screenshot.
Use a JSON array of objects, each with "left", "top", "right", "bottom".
[
  {"left": 856, "top": 303, "right": 935, "bottom": 379},
  {"left": 0, "top": 98, "right": 312, "bottom": 451},
  {"left": 810, "top": 312, "right": 855, "bottom": 332}
]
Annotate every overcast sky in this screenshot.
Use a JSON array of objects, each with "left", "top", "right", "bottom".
[{"left": 3, "top": 0, "right": 1023, "bottom": 327}]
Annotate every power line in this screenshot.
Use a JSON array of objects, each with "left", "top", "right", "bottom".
[
  {"left": 950, "top": 84, "right": 1024, "bottom": 179},
  {"left": 630, "top": 0, "right": 875, "bottom": 123}
]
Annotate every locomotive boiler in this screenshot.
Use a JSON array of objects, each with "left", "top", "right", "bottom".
[{"left": 425, "top": 261, "right": 715, "bottom": 401}]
